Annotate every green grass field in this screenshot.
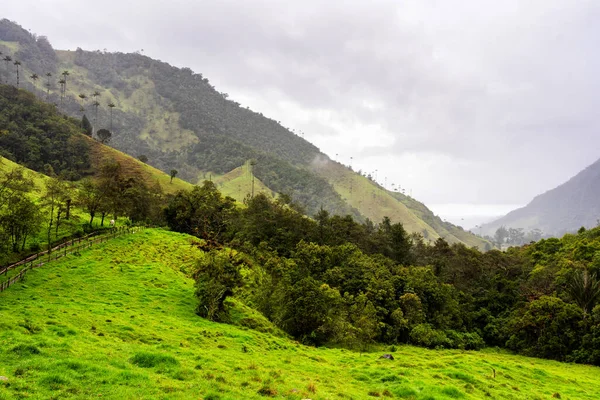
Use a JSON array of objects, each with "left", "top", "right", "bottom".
[{"left": 0, "top": 228, "right": 597, "bottom": 399}]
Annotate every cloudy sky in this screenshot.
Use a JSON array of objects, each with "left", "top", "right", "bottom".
[{"left": 6, "top": 0, "right": 600, "bottom": 227}]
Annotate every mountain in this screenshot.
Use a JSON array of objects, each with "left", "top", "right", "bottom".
[
  {"left": 0, "top": 19, "right": 488, "bottom": 249},
  {"left": 481, "top": 157, "right": 600, "bottom": 237}
]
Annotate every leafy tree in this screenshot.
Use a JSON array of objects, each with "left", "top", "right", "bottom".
[
  {"left": 97, "top": 128, "right": 111, "bottom": 144},
  {"left": 81, "top": 114, "right": 93, "bottom": 136},
  {"left": 494, "top": 226, "right": 509, "bottom": 247},
  {"left": 170, "top": 169, "right": 178, "bottom": 183},
  {"left": 42, "top": 178, "right": 70, "bottom": 250},
  {"left": 193, "top": 249, "right": 244, "bottom": 321},
  {"left": 506, "top": 296, "right": 582, "bottom": 360},
  {"left": 138, "top": 154, "right": 148, "bottom": 163},
  {"left": 164, "top": 181, "right": 237, "bottom": 243},
  {"left": 77, "top": 178, "right": 105, "bottom": 226},
  {"left": 0, "top": 190, "right": 40, "bottom": 252}
]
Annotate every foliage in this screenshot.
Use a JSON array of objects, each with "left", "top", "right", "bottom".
[
  {"left": 193, "top": 249, "right": 244, "bottom": 321},
  {"left": 1, "top": 229, "right": 598, "bottom": 399},
  {"left": 0, "top": 84, "right": 91, "bottom": 180}
]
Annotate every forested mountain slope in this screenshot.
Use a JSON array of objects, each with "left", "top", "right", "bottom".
[
  {"left": 482, "top": 157, "right": 600, "bottom": 237},
  {"left": 0, "top": 19, "right": 487, "bottom": 248}
]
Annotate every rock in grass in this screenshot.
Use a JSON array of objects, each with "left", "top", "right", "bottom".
[
  {"left": 380, "top": 354, "right": 394, "bottom": 360},
  {"left": 0, "top": 376, "right": 8, "bottom": 381}
]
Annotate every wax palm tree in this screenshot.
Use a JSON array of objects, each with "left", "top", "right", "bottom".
[
  {"left": 45, "top": 72, "right": 52, "bottom": 99},
  {"left": 2, "top": 55, "right": 11, "bottom": 83},
  {"left": 107, "top": 102, "right": 115, "bottom": 132},
  {"left": 78, "top": 93, "right": 88, "bottom": 124},
  {"left": 61, "top": 70, "right": 69, "bottom": 93},
  {"left": 58, "top": 78, "right": 66, "bottom": 109},
  {"left": 13, "top": 60, "right": 21, "bottom": 87},
  {"left": 30, "top": 73, "right": 39, "bottom": 94},
  {"left": 78, "top": 93, "right": 87, "bottom": 109},
  {"left": 91, "top": 91, "right": 101, "bottom": 129}
]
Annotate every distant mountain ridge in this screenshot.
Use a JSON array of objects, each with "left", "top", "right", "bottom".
[
  {"left": 0, "top": 19, "right": 488, "bottom": 249},
  {"left": 481, "top": 157, "right": 600, "bottom": 237}
]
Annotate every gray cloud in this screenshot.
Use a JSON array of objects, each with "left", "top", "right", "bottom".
[{"left": 5, "top": 0, "right": 600, "bottom": 207}]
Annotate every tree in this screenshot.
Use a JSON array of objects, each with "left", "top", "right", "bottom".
[
  {"left": 194, "top": 249, "right": 244, "bottom": 321},
  {"left": 30, "top": 73, "right": 39, "bottom": 93},
  {"left": 60, "top": 70, "right": 69, "bottom": 109},
  {"left": 97, "top": 128, "right": 111, "bottom": 144},
  {"left": 78, "top": 93, "right": 87, "bottom": 115},
  {"left": 3, "top": 55, "right": 12, "bottom": 84},
  {"left": 42, "top": 178, "right": 70, "bottom": 251},
  {"left": 13, "top": 60, "right": 21, "bottom": 88},
  {"left": 107, "top": 102, "right": 115, "bottom": 132},
  {"left": 45, "top": 72, "right": 52, "bottom": 99},
  {"left": 494, "top": 226, "right": 509, "bottom": 248},
  {"left": 91, "top": 90, "right": 101, "bottom": 130},
  {"left": 0, "top": 195, "right": 40, "bottom": 252},
  {"left": 81, "top": 114, "right": 93, "bottom": 136},
  {"left": 164, "top": 181, "right": 237, "bottom": 243},
  {"left": 170, "top": 169, "right": 178, "bottom": 183},
  {"left": 77, "top": 179, "right": 105, "bottom": 226},
  {"left": 567, "top": 269, "right": 600, "bottom": 315},
  {"left": 138, "top": 155, "right": 148, "bottom": 163}
]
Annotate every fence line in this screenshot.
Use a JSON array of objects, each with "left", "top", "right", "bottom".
[{"left": 0, "top": 226, "right": 146, "bottom": 293}]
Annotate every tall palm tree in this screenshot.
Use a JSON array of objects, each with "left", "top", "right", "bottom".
[
  {"left": 107, "top": 102, "right": 115, "bottom": 132},
  {"left": 2, "top": 55, "right": 11, "bottom": 83},
  {"left": 45, "top": 72, "right": 52, "bottom": 99},
  {"left": 30, "top": 73, "right": 39, "bottom": 94},
  {"left": 58, "top": 78, "right": 66, "bottom": 109},
  {"left": 91, "top": 91, "right": 101, "bottom": 129},
  {"left": 78, "top": 94, "right": 88, "bottom": 125},
  {"left": 78, "top": 93, "right": 87, "bottom": 109},
  {"left": 61, "top": 70, "right": 70, "bottom": 93},
  {"left": 13, "top": 60, "right": 22, "bottom": 88}
]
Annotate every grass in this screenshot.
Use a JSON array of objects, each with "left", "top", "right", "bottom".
[
  {"left": 213, "top": 161, "right": 275, "bottom": 203},
  {"left": 0, "top": 228, "right": 598, "bottom": 399}
]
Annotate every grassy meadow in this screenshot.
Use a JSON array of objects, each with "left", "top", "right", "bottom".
[{"left": 0, "top": 228, "right": 598, "bottom": 399}]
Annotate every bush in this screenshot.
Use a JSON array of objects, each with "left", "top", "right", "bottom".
[
  {"left": 130, "top": 352, "right": 179, "bottom": 368},
  {"left": 410, "top": 324, "right": 450, "bottom": 348}
]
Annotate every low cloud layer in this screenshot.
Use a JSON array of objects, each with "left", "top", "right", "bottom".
[{"left": 6, "top": 0, "right": 600, "bottom": 207}]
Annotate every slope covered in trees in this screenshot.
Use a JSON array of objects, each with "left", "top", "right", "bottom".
[
  {"left": 482, "top": 157, "right": 600, "bottom": 237},
  {"left": 0, "top": 18, "right": 486, "bottom": 248}
]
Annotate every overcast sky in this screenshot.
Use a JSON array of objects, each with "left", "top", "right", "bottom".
[{"left": 5, "top": 0, "right": 600, "bottom": 226}]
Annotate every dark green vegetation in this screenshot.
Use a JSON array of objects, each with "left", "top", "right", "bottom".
[
  {"left": 0, "top": 85, "right": 90, "bottom": 180},
  {"left": 1, "top": 229, "right": 599, "bottom": 399},
  {"left": 161, "top": 181, "right": 600, "bottom": 367},
  {"left": 482, "top": 157, "right": 600, "bottom": 238},
  {"left": 0, "top": 83, "right": 191, "bottom": 266},
  {"left": 0, "top": 19, "right": 488, "bottom": 249}
]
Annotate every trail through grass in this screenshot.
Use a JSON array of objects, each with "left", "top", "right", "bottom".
[{"left": 0, "top": 229, "right": 598, "bottom": 399}]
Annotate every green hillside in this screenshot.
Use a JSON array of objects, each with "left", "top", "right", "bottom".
[
  {"left": 1, "top": 228, "right": 598, "bottom": 399},
  {"left": 213, "top": 161, "right": 275, "bottom": 202},
  {"left": 311, "top": 159, "right": 489, "bottom": 249}
]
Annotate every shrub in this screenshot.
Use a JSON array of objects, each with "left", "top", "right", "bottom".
[{"left": 130, "top": 352, "right": 179, "bottom": 368}]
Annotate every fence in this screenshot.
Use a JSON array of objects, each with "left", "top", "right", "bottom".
[{"left": 0, "top": 226, "right": 145, "bottom": 293}]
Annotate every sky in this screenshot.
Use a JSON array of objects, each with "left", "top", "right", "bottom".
[{"left": 5, "top": 0, "right": 600, "bottom": 228}]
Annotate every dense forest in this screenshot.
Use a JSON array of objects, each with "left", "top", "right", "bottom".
[{"left": 165, "top": 184, "right": 600, "bottom": 366}]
